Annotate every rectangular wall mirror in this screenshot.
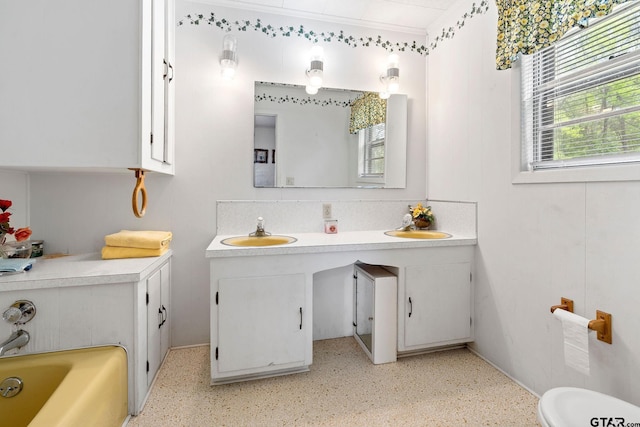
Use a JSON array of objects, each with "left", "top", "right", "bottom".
[{"left": 254, "top": 81, "right": 407, "bottom": 188}]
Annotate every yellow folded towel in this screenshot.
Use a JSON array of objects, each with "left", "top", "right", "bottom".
[
  {"left": 104, "top": 230, "right": 172, "bottom": 250},
  {"left": 101, "top": 246, "right": 169, "bottom": 260}
]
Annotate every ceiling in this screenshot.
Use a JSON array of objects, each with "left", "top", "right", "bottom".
[{"left": 197, "top": 0, "right": 459, "bottom": 33}]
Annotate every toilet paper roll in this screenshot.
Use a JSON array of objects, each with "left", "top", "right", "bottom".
[{"left": 553, "top": 308, "right": 590, "bottom": 375}]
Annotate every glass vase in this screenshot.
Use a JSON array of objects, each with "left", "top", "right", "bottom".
[{"left": 1, "top": 240, "right": 33, "bottom": 259}]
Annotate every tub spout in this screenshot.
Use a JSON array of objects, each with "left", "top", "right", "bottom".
[{"left": 0, "top": 329, "right": 29, "bottom": 356}]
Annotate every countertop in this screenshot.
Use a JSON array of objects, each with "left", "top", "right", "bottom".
[
  {"left": 206, "top": 230, "right": 477, "bottom": 258},
  {"left": 0, "top": 250, "right": 173, "bottom": 292}
]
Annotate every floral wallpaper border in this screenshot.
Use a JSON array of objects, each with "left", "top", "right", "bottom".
[
  {"left": 255, "top": 93, "right": 355, "bottom": 107},
  {"left": 178, "top": 0, "right": 490, "bottom": 56}
]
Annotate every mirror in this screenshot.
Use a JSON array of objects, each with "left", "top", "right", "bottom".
[{"left": 254, "top": 82, "right": 407, "bottom": 188}]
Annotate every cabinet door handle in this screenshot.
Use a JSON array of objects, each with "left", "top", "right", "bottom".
[
  {"left": 161, "top": 305, "right": 167, "bottom": 326},
  {"left": 158, "top": 307, "right": 163, "bottom": 329},
  {"left": 299, "top": 307, "right": 303, "bottom": 330},
  {"left": 408, "top": 297, "right": 413, "bottom": 318},
  {"left": 164, "top": 59, "right": 174, "bottom": 83}
]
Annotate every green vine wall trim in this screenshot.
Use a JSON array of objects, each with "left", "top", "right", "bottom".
[
  {"left": 255, "top": 93, "right": 355, "bottom": 107},
  {"left": 178, "top": 0, "right": 490, "bottom": 55},
  {"left": 431, "top": 0, "right": 490, "bottom": 51}
]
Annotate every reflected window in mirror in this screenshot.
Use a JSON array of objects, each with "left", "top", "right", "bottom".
[{"left": 358, "top": 123, "right": 385, "bottom": 183}]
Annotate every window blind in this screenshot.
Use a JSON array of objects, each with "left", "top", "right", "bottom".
[
  {"left": 359, "top": 123, "right": 385, "bottom": 178},
  {"left": 521, "top": 2, "right": 640, "bottom": 170}
]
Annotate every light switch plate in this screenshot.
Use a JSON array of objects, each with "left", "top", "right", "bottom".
[{"left": 322, "top": 203, "right": 332, "bottom": 219}]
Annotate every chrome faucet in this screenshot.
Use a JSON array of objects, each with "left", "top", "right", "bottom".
[
  {"left": 0, "top": 329, "right": 29, "bottom": 356},
  {"left": 250, "top": 217, "right": 271, "bottom": 237},
  {"left": 397, "top": 213, "right": 414, "bottom": 232}
]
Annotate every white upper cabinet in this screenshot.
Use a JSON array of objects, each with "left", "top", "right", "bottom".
[{"left": 0, "top": 0, "right": 175, "bottom": 174}]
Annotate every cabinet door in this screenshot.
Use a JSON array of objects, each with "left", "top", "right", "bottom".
[
  {"left": 217, "top": 274, "right": 306, "bottom": 375},
  {"left": 404, "top": 262, "right": 471, "bottom": 348},
  {"left": 149, "top": 0, "right": 174, "bottom": 166},
  {"left": 159, "top": 261, "right": 171, "bottom": 358},
  {"left": 146, "top": 261, "right": 171, "bottom": 387},
  {"left": 146, "top": 269, "right": 163, "bottom": 386}
]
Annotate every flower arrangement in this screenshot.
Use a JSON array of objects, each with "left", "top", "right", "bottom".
[
  {"left": 1, "top": 199, "right": 32, "bottom": 258},
  {"left": 409, "top": 203, "right": 434, "bottom": 229}
]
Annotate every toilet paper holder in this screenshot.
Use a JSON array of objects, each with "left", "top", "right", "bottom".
[{"left": 550, "top": 297, "right": 612, "bottom": 344}]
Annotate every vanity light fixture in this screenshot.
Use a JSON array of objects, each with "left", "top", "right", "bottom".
[
  {"left": 379, "top": 53, "right": 400, "bottom": 99},
  {"left": 220, "top": 34, "right": 238, "bottom": 80},
  {"left": 305, "top": 45, "right": 324, "bottom": 95}
]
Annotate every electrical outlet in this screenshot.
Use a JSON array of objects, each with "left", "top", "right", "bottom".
[{"left": 322, "top": 203, "right": 332, "bottom": 219}]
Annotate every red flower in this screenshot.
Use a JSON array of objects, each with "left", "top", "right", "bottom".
[
  {"left": 14, "top": 227, "right": 32, "bottom": 242},
  {"left": 0, "top": 199, "right": 11, "bottom": 212},
  {"left": 0, "top": 199, "right": 31, "bottom": 240}
]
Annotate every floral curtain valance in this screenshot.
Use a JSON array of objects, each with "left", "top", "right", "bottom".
[
  {"left": 349, "top": 92, "right": 387, "bottom": 134},
  {"left": 496, "top": 0, "right": 635, "bottom": 70}
]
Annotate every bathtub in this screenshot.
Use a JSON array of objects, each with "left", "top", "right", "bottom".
[{"left": 0, "top": 346, "right": 128, "bottom": 427}]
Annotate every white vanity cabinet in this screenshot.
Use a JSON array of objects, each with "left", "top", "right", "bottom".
[
  {"left": 144, "top": 261, "right": 171, "bottom": 389},
  {"left": 212, "top": 273, "right": 310, "bottom": 384},
  {"left": 399, "top": 261, "right": 472, "bottom": 353},
  {"left": 207, "top": 230, "right": 477, "bottom": 384},
  {"left": 0, "top": 0, "right": 175, "bottom": 174}
]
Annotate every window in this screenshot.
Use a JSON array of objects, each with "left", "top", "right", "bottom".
[
  {"left": 521, "top": 3, "right": 640, "bottom": 171},
  {"left": 358, "top": 123, "right": 385, "bottom": 179}
]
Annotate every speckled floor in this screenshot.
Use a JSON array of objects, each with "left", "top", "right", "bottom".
[{"left": 128, "top": 338, "right": 539, "bottom": 426}]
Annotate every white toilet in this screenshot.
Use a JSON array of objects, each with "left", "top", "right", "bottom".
[{"left": 538, "top": 387, "right": 640, "bottom": 427}]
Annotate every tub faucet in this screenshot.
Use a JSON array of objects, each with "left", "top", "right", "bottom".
[{"left": 0, "top": 329, "right": 29, "bottom": 356}]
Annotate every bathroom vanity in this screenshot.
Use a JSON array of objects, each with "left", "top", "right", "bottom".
[
  {"left": 207, "top": 230, "right": 476, "bottom": 384},
  {"left": 0, "top": 252, "right": 172, "bottom": 415}
]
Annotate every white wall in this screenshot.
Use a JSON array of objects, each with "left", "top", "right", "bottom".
[
  {"left": 24, "top": 1, "right": 427, "bottom": 348},
  {"left": 427, "top": 0, "right": 640, "bottom": 406}
]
